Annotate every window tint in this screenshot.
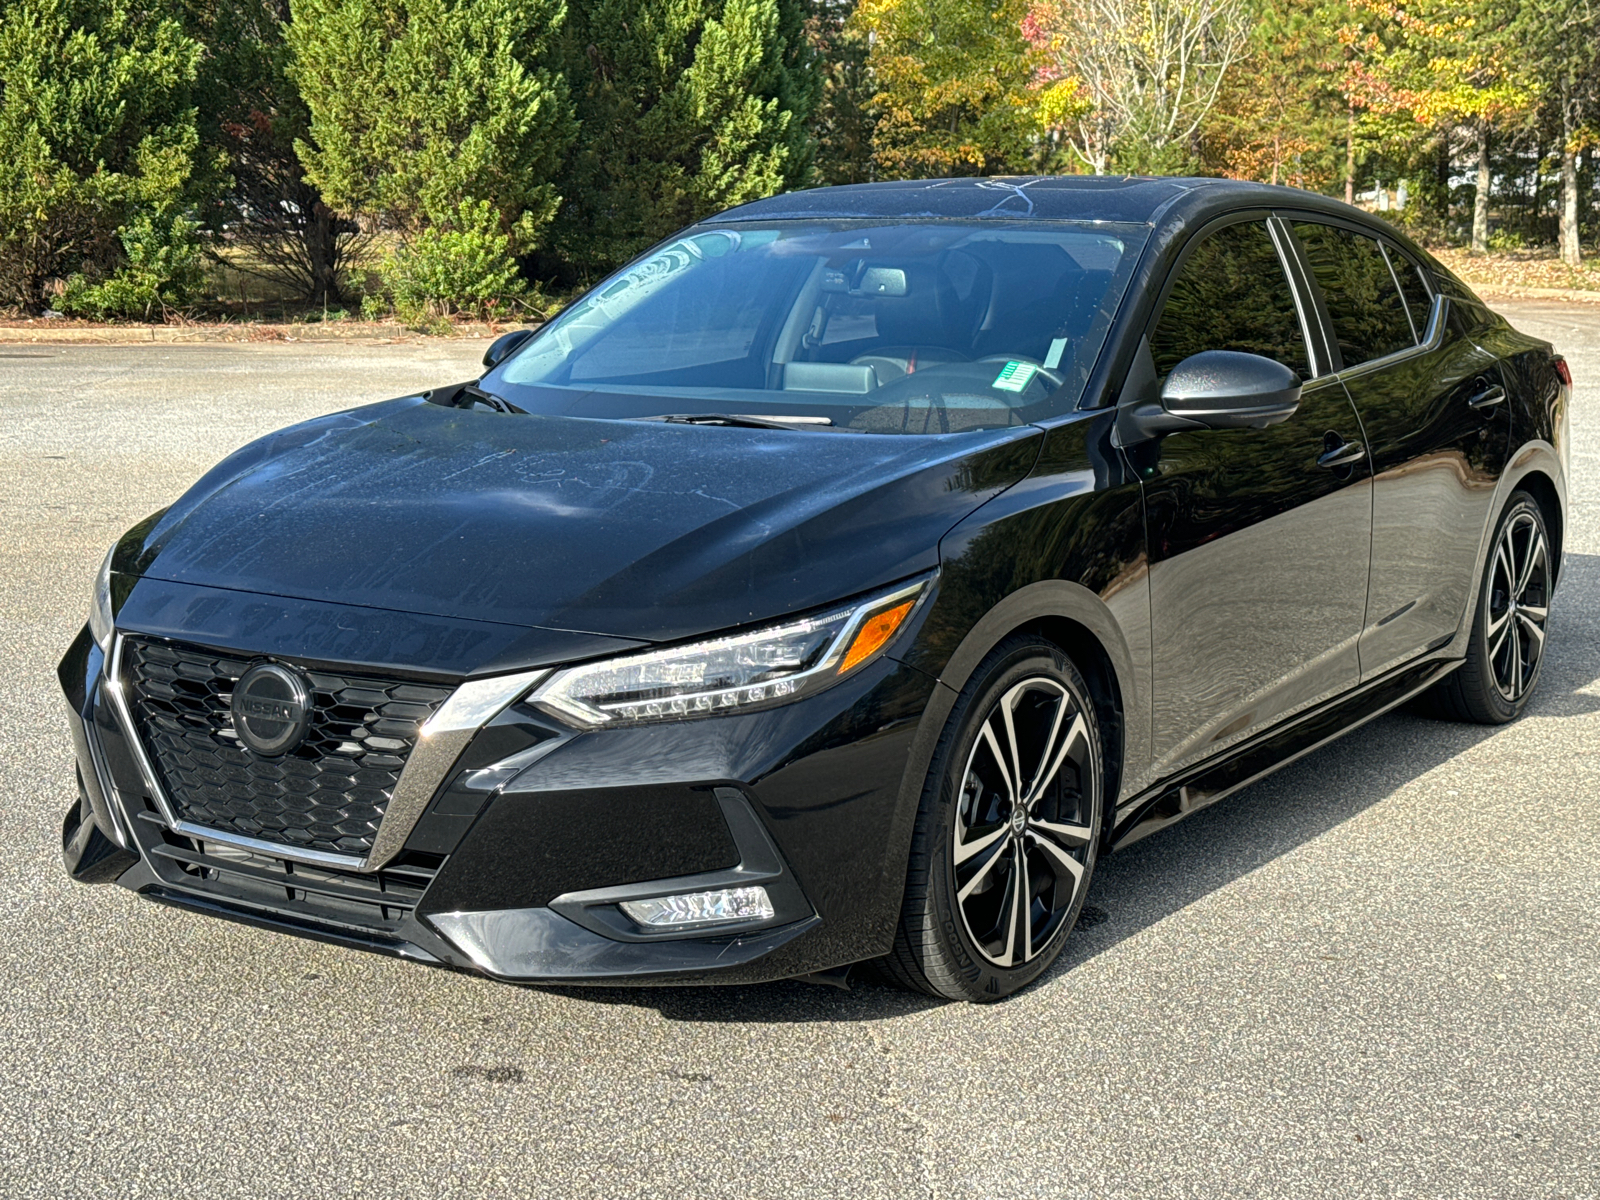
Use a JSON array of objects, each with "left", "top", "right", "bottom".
[
  {"left": 488, "top": 220, "right": 1147, "bottom": 434},
  {"left": 1291, "top": 222, "right": 1415, "bottom": 367},
  {"left": 1384, "top": 244, "right": 1433, "bottom": 340},
  {"left": 1428, "top": 266, "right": 1486, "bottom": 307},
  {"left": 1149, "top": 221, "right": 1310, "bottom": 380}
]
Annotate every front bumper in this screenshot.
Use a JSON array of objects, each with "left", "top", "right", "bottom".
[{"left": 59, "top": 618, "right": 942, "bottom": 985}]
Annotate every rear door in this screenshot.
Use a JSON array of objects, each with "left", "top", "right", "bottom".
[
  {"left": 1137, "top": 216, "right": 1372, "bottom": 775},
  {"left": 1284, "top": 219, "right": 1508, "bottom": 678}
]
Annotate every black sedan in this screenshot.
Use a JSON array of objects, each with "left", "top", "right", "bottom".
[{"left": 60, "top": 177, "right": 1570, "bottom": 1001}]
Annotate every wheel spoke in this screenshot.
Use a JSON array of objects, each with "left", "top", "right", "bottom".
[
  {"left": 957, "top": 836, "right": 1009, "bottom": 902},
  {"left": 1026, "top": 711, "right": 1088, "bottom": 807},
  {"left": 1029, "top": 828, "right": 1085, "bottom": 890},
  {"left": 1510, "top": 620, "right": 1524, "bottom": 697},
  {"left": 1516, "top": 530, "right": 1545, "bottom": 598},
  {"left": 1495, "top": 541, "right": 1514, "bottom": 595},
  {"left": 955, "top": 822, "right": 1008, "bottom": 866},
  {"left": 1517, "top": 610, "right": 1545, "bottom": 657},
  {"left": 1009, "top": 841, "right": 1031, "bottom": 966},
  {"left": 1519, "top": 603, "right": 1549, "bottom": 623},
  {"left": 1488, "top": 609, "right": 1512, "bottom": 659},
  {"left": 977, "top": 721, "right": 1016, "bottom": 804},
  {"left": 999, "top": 686, "right": 1027, "bottom": 803},
  {"left": 1028, "top": 816, "right": 1094, "bottom": 846}
]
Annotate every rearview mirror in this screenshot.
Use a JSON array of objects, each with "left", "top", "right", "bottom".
[
  {"left": 1122, "top": 350, "right": 1302, "bottom": 441},
  {"left": 482, "top": 328, "right": 535, "bottom": 371}
]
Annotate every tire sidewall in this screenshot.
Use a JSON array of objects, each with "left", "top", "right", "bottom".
[{"left": 923, "top": 638, "right": 1104, "bottom": 1000}]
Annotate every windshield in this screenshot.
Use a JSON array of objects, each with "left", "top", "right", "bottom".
[{"left": 487, "top": 220, "right": 1147, "bottom": 434}]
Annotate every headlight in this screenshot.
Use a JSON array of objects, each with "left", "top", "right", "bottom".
[
  {"left": 88, "top": 544, "right": 116, "bottom": 652},
  {"left": 532, "top": 577, "right": 929, "bottom": 728}
]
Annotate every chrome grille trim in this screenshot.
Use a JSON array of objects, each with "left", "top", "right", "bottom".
[{"left": 105, "top": 632, "right": 548, "bottom": 873}]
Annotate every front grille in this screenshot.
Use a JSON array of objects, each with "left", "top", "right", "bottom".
[
  {"left": 137, "top": 812, "right": 441, "bottom": 935},
  {"left": 123, "top": 637, "right": 453, "bottom": 857}
]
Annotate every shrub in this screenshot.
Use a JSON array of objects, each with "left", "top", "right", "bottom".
[
  {"left": 286, "top": 0, "right": 574, "bottom": 251},
  {"left": 59, "top": 212, "right": 207, "bottom": 320},
  {"left": 0, "top": 0, "right": 204, "bottom": 314},
  {"left": 378, "top": 199, "right": 527, "bottom": 324}
]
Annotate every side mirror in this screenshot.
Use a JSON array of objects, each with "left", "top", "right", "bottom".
[
  {"left": 482, "top": 328, "right": 535, "bottom": 371},
  {"left": 1122, "top": 350, "right": 1302, "bottom": 441}
]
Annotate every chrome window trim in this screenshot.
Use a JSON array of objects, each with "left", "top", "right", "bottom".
[
  {"left": 1378, "top": 242, "right": 1420, "bottom": 345},
  {"left": 102, "top": 631, "right": 547, "bottom": 873},
  {"left": 1332, "top": 294, "right": 1449, "bottom": 385},
  {"left": 1265, "top": 217, "right": 1326, "bottom": 378}
]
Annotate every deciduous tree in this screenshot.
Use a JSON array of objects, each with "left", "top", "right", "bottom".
[
  {"left": 853, "top": 0, "right": 1041, "bottom": 178},
  {"left": 1026, "top": 0, "right": 1252, "bottom": 174}
]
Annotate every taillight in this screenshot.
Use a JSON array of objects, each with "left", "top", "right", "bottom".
[{"left": 1554, "top": 357, "right": 1572, "bottom": 388}]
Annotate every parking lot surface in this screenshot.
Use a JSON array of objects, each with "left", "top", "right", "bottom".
[{"left": 1, "top": 305, "right": 1596, "bottom": 1198}]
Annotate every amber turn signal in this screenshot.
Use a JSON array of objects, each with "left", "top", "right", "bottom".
[{"left": 838, "top": 600, "right": 914, "bottom": 674}]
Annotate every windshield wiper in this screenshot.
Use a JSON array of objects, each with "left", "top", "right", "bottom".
[
  {"left": 460, "top": 383, "right": 526, "bottom": 414},
  {"left": 649, "top": 413, "right": 835, "bottom": 431}
]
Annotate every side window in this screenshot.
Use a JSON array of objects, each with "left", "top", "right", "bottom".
[
  {"left": 1148, "top": 221, "right": 1311, "bottom": 380},
  {"left": 1384, "top": 245, "right": 1433, "bottom": 341},
  {"left": 1291, "top": 222, "right": 1416, "bottom": 367}
]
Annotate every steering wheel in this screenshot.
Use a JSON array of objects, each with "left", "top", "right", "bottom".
[{"left": 975, "top": 354, "right": 1065, "bottom": 388}]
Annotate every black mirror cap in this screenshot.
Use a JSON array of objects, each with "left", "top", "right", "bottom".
[
  {"left": 482, "top": 327, "right": 536, "bottom": 370},
  {"left": 1160, "top": 350, "right": 1302, "bottom": 430}
]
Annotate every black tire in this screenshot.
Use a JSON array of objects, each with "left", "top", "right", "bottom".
[
  {"left": 1424, "top": 491, "right": 1552, "bottom": 724},
  {"left": 875, "top": 636, "right": 1104, "bottom": 1002}
]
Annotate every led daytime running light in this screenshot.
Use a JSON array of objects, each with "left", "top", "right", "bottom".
[{"left": 533, "top": 578, "right": 928, "bottom": 728}]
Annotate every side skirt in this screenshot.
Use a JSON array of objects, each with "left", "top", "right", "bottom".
[{"left": 1111, "top": 654, "right": 1459, "bottom": 850}]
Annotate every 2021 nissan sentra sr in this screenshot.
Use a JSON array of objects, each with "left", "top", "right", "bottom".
[{"left": 60, "top": 177, "right": 1570, "bottom": 1000}]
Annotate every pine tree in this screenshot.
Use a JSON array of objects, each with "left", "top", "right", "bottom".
[
  {"left": 286, "top": 0, "right": 576, "bottom": 249},
  {"left": 806, "top": 0, "right": 876, "bottom": 185},
  {"left": 543, "top": 0, "right": 818, "bottom": 283},
  {"left": 1205, "top": 0, "right": 1346, "bottom": 189},
  {"left": 184, "top": 0, "right": 361, "bottom": 302},
  {"left": 0, "top": 0, "right": 204, "bottom": 313}
]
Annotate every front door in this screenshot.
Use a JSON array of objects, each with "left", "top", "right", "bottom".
[
  {"left": 1135, "top": 217, "right": 1373, "bottom": 776},
  {"left": 1287, "top": 220, "right": 1507, "bottom": 678}
]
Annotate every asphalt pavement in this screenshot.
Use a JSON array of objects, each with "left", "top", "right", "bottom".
[{"left": 0, "top": 305, "right": 1596, "bottom": 1198}]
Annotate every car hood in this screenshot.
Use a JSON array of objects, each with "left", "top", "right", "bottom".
[{"left": 123, "top": 396, "right": 1039, "bottom": 645}]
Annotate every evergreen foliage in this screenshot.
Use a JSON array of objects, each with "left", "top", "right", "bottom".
[
  {"left": 0, "top": 0, "right": 206, "bottom": 313},
  {"left": 543, "top": 0, "right": 817, "bottom": 282},
  {"left": 806, "top": 0, "right": 877, "bottom": 185},
  {"left": 185, "top": 0, "right": 363, "bottom": 301},
  {"left": 286, "top": 0, "right": 576, "bottom": 248}
]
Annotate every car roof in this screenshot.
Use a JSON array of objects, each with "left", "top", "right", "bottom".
[{"left": 706, "top": 175, "right": 1381, "bottom": 231}]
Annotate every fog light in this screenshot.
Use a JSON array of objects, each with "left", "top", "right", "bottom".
[{"left": 619, "top": 886, "right": 775, "bottom": 928}]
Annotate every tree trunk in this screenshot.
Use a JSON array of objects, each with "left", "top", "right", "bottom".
[
  {"left": 1345, "top": 107, "right": 1356, "bottom": 205},
  {"left": 1472, "top": 122, "right": 1491, "bottom": 254},
  {"left": 1560, "top": 81, "right": 1581, "bottom": 267}
]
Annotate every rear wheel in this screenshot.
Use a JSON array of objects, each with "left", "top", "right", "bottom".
[
  {"left": 876, "top": 637, "right": 1104, "bottom": 1002},
  {"left": 1426, "top": 491, "right": 1551, "bottom": 724}
]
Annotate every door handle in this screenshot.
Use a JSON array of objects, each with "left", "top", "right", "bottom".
[
  {"left": 1317, "top": 439, "right": 1365, "bottom": 469},
  {"left": 1468, "top": 384, "right": 1506, "bottom": 409}
]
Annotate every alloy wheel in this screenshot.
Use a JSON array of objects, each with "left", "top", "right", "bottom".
[
  {"left": 1486, "top": 510, "right": 1549, "bottom": 702},
  {"left": 951, "top": 676, "right": 1097, "bottom": 968}
]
